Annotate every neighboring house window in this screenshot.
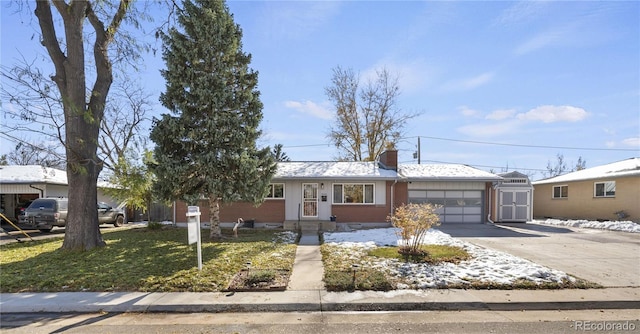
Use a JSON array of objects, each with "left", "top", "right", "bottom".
[
  {"left": 333, "top": 183, "right": 374, "bottom": 204},
  {"left": 594, "top": 181, "right": 615, "bottom": 198},
  {"left": 553, "top": 185, "right": 568, "bottom": 199},
  {"left": 266, "top": 183, "right": 285, "bottom": 199}
]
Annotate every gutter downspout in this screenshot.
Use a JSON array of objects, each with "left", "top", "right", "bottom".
[
  {"left": 487, "top": 183, "right": 495, "bottom": 225},
  {"left": 29, "top": 184, "right": 45, "bottom": 198},
  {"left": 390, "top": 179, "right": 398, "bottom": 218}
]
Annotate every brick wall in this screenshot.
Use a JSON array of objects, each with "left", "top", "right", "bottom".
[{"left": 175, "top": 199, "right": 285, "bottom": 223}]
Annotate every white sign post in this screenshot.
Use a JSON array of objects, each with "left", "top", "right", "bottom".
[{"left": 186, "top": 206, "right": 202, "bottom": 271}]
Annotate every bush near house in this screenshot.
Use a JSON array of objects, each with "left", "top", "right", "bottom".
[{"left": 388, "top": 203, "right": 442, "bottom": 257}]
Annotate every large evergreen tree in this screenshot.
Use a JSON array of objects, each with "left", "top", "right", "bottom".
[{"left": 150, "top": 0, "right": 276, "bottom": 239}]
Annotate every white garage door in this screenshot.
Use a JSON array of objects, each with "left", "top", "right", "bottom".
[{"left": 408, "top": 190, "right": 483, "bottom": 223}]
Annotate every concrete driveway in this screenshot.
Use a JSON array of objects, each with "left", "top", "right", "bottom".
[{"left": 436, "top": 223, "right": 640, "bottom": 288}]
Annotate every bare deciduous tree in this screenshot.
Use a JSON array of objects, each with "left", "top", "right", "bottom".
[
  {"left": 326, "top": 66, "right": 418, "bottom": 161},
  {"left": 99, "top": 80, "right": 152, "bottom": 173},
  {"left": 546, "top": 153, "right": 587, "bottom": 178},
  {"left": 546, "top": 153, "right": 568, "bottom": 177},
  {"left": 6, "top": 141, "right": 66, "bottom": 169}
]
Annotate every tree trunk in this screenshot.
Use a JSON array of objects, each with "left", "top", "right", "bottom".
[
  {"left": 209, "top": 197, "right": 222, "bottom": 239},
  {"left": 63, "top": 164, "right": 105, "bottom": 250}
]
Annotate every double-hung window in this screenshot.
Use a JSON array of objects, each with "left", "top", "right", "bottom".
[
  {"left": 552, "top": 185, "right": 568, "bottom": 199},
  {"left": 594, "top": 181, "right": 615, "bottom": 198},
  {"left": 333, "top": 183, "right": 374, "bottom": 204},
  {"left": 266, "top": 183, "right": 285, "bottom": 199}
]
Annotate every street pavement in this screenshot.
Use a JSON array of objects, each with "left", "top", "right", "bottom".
[{"left": 1, "top": 224, "right": 639, "bottom": 314}]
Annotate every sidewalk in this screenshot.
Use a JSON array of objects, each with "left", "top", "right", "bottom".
[
  {"left": 1, "top": 231, "right": 639, "bottom": 314},
  {"left": 1, "top": 288, "right": 638, "bottom": 313}
]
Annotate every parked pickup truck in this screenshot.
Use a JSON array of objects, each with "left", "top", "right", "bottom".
[{"left": 24, "top": 198, "right": 125, "bottom": 232}]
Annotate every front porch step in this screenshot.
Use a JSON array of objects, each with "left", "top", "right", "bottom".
[{"left": 283, "top": 220, "right": 336, "bottom": 232}]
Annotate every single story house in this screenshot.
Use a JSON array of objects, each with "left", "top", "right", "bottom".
[
  {"left": 532, "top": 157, "right": 640, "bottom": 222},
  {"left": 0, "top": 165, "right": 123, "bottom": 222},
  {"left": 176, "top": 150, "right": 504, "bottom": 230}
]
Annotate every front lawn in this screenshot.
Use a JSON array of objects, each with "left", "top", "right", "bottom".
[
  {"left": 0, "top": 227, "right": 297, "bottom": 292},
  {"left": 322, "top": 228, "right": 599, "bottom": 291}
]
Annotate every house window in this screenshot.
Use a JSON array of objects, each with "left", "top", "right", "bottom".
[
  {"left": 333, "top": 183, "right": 374, "bottom": 204},
  {"left": 553, "top": 185, "right": 568, "bottom": 199},
  {"left": 266, "top": 183, "right": 285, "bottom": 199},
  {"left": 594, "top": 181, "right": 615, "bottom": 198}
]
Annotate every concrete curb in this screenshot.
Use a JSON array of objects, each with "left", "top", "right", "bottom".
[{"left": 1, "top": 288, "right": 639, "bottom": 314}]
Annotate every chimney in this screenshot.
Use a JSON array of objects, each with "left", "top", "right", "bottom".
[{"left": 378, "top": 149, "right": 398, "bottom": 171}]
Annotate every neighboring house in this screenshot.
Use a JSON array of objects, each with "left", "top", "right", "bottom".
[
  {"left": 532, "top": 158, "right": 640, "bottom": 222},
  {"left": 491, "top": 171, "right": 534, "bottom": 223},
  {"left": 175, "top": 150, "right": 503, "bottom": 230},
  {"left": 0, "top": 165, "right": 122, "bottom": 222}
]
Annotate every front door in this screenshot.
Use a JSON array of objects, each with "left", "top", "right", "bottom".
[{"left": 302, "top": 183, "right": 318, "bottom": 218}]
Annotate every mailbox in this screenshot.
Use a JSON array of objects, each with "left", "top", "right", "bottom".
[
  {"left": 186, "top": 206, "right": 202, "bottom": 270},
  {"left": 186, "top": 206, "right": 201, "bottom": 245}
]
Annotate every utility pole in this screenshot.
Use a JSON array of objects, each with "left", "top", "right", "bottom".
[
  {"left": 413, "top": 136, "right": 421, "bottom": 164},
  {"left": 417, "top": 136, "right": 421, "bottom": 164}
]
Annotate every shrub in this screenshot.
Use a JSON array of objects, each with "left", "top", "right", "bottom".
[
  {"left": 146, "top": 221, "right": 165, "bottom": 230},
  {"left": 388, "top": 203, "right": 441, "bottom": 256}
]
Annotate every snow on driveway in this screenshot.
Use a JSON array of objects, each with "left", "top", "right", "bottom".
[
  {"left": 530, "top": 219, "right": 640, "bottom": 233},
  {"left": 323, "top": 227, "right": 575, "bottom": 289}
]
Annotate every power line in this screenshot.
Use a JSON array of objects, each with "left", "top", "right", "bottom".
[
  {"left": 282, "top": 136, "right": 638, "bottom": 152},
  {"left": 405, "top": 135, "right": 639, "bottom": 152},
  {"left": 399, "top": 159, "right": 548, "bottom": 172}
]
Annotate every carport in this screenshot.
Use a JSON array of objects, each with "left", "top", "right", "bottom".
[{"left": 0, "top": 165, "right": 68, "bottom": 222}]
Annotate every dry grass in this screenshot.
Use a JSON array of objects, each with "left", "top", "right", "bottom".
[{"left": 0, "top": 227, "right": 296, "bottom": 292}]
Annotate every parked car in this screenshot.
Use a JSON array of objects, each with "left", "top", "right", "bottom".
[
  {"left": 24, "top": 198, "right": 68, "bottom": 232},
  {"left": 97, "top": 202, "right": 125, "bottom": 227},
  {"left": 15, "top": 200, "right": 34, "bottom": 223},
  {"left": 24, "top": 198, "right": 125, "bottom": 232}
]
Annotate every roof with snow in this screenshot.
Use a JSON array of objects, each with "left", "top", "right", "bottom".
[
  {"left": 398, "top": 164, "right": 502, "bottom": 181},
  {"left": 274, "top": 161, "right": 397, "bottom": 180},
  {"left": 0, "top": 165, "right": 68, "bottom": 185},
  {"left": 498, "top": 171, "right": 530, "bottom": 179},
  {"left": 532, "top": 157, "right": 640, "bottom": 185},
  {"left": 0, "top": 165, "right": 117, "bottom": 188}
]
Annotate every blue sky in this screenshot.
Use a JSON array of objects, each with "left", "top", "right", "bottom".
[{"left": 2, "top": 1, "right": 639, "bottom": 180}]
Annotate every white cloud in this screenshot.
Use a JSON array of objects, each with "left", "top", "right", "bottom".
[
  {"left": 494, "top": 1, "right": 549, "bottom": 27},
  {"left": 440, "top": 72, "right": 495, "bottom": 92},
  {"left": 516, "top": 105, "right": 588, "bottom": 123},
  {"left": 515, "top": 29, "right": 566, "bottom": 55},
  {"left": 486, "top": 109, "right": 516, "bottom": 121},
  {"left": 362, "top": 59, "right": 438, "bottom": 95},
  {"left": 284, "top": 100, "right": 333, "bottom": 120},
  {"left": 457, "top": 120, "right": 521, "bottom": 138},
  {"left": 621, "top": 137, "right": 640, "bottom": 147},
  {"left": 458, "top": 106, "right": 480, "bottom": 117}
]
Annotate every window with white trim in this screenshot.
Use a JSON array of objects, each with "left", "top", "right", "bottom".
[
  {"left": 333, "top": 183, "right": 374, "bottom": 204},
  {"left": 594, "top": 181, "right": 615, "bottom": 198},
  {"left": 552, "top": 185, "right": 568, "bottom": 199},
  {"left": 266, "top": 183, "right": 285, "bottom": 199}
]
